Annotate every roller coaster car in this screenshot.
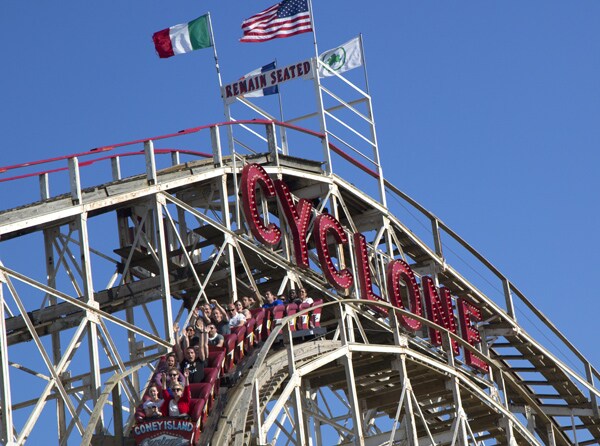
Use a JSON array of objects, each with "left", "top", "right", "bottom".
[
  {"left": 285, "top": 304, "right": 298, "bottom": 331},
  {"left": 133, "top": 398, "right": 205, "bottom": 445},
  {"left": 244, "top": 317, "right": 256, "bottom": 352},
  {"left": 297, "top": 303, "right": 311, "bottom": 330},
  {"left": 223, "top": 334, "right": 237, "bottom": 373},
  {"left": 250, "top": 308, "right": 265, "bottom": 344},
  {"left": 208, "top": 347, "right": 226, "bottom": 376},
  {"left": 230, "top": 325, "right": 247, "bottom": 363}
]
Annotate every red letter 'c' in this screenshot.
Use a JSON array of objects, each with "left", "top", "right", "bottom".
[{"left": 241, "top": 164, "right": 281, "bottom": 246}]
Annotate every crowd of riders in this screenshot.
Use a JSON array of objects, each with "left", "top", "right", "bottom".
[{"left": 136, "top": 287, "right": 319, "bottom": 422}]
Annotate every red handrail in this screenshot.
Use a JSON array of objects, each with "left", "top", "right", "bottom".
[
  {"left": 0, "top": 119, "right": 379, "bottom": 184},
  {"left": 0, "top": 149, "right": 212, "bottom": 184}
]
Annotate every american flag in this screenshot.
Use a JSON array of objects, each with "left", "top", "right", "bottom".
[{"left": 240, "top": 0, "right": 313, "bottom": 43}]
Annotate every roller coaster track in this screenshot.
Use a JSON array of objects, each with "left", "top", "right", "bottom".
[{"left": 0, "top": 120, "right": 598, "bottom": 445}]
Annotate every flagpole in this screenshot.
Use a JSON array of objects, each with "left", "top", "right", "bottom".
[
  {"left": 277, "top": 88, "right": 289, "bottom": 155},
  {"left": 273, "top": 58, "right": 289, "bottom": 155},
  {"left": 358, "top": 33, "right": 371, "bottom": 96},
  {"left": 307, "top": 0, "right": 319, "bottom": 58},
  {"left": 207, "top": 12, "right": 223, "bottom": 88},
  {"left": 208, "top": 12, "right": 241, "bottom": 228},
  {"left": 306, "top": 0, "right": 332, "bottom": 174},
  {"left": 357, "top": 33, "right": 386, "bottom": 209}
]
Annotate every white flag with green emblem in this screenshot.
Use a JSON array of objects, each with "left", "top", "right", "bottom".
[{"left": 318, "top": 37, "right": 363, "bottom": 77}]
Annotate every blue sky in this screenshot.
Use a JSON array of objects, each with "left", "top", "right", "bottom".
[{"left": 1, "top": 0, "right": 600, "bottom": 442}]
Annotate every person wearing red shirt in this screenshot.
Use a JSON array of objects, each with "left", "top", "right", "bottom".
[{"left": 160, "top": 369, "right": 191, "bottom": 418}]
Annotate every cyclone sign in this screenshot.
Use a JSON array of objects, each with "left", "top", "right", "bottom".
[{"left": 241, "top": 163, "right": 489, "bottom": 373}]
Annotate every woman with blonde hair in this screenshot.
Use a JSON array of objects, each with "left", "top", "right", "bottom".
[{"left": 161, "top": 368, "right": 191, "bottom": 418}]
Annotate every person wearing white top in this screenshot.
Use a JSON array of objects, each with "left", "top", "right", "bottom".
[
  {"left": 227, "top": 303, "right": 247, "bottom": 327},
  {"left": 299, "top": 288, "right": 314, "bottom": 305}
]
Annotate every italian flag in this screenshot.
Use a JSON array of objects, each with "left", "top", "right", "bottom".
[{"left": 153, "top": 14, "right": 212, "bottom": 59}]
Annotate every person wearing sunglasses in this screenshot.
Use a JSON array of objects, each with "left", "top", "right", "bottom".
[
  {"left": 227, "top": 302, "right": 246, "bottom": 328},
  {"left": 207, "top": 323, "right": 224, "bottom": 348},
  {"left": 154, "top": 365, "right": 183, "bottom": 391},
  {"left": 160, "top": 368, "right": 191, "bottom": 418}
]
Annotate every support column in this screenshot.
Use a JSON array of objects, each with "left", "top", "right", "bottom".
[
  {"left": 116, "top": 208, "right": 141, "bottom": 392},
  {"left": 284, "top": 327, "right": 307, "bottom": 446},
  {"left": 586, "top": 362, "right": 599, "bottom": 418},
  {"left": 253, "top": 379, "right": 264, "bottom": 444},
  {"left": 431, "top": 218, "right": 443, "bottom": 258},
  {"left": 153, "top": 196, "right": 174, "bottom": 345},
  {"left": 311, "top": 61, "right": 333, "bottom": 175},
  {"left": 502, "top": 278, "right": 516, "bottom": 321},
  {"left": 302, "top": 386, "right": 315, "bottom": 446},
  {"left": 0, "top": 278, "right": 15, "bottom": 445},
  {"left": 339, "top": 354, "right": 364, "bottom": 446},
  {"left": 393, "top": 355, "right": 418, "bottom": 446},
  {"left": 218, "top": 170, "right": 238, "bottom": 301},
  {"left": 210, "top": 126, "right": 239, "bottom": 302},
  {"left": 76, "top": 214, "right": 103, "bottom": 434},
  {"left": 338, "top": 303, "right": 364, "bottom": 445},
  {"left": 496, "top": 370, "right": 517, "bottom": 445},
  {"left": 547, "top": 424, "right": 557, "bottom": 446},
  {"left": 111, "top": 384, "right": 123, "bottom": 445},
  {"left": 44, "top": 226, "right": 66, "bottom": 441},
  {"left": 266, "top": 122, "right": 279, "bottom": 166},
  {"left": 443, "top": 332, "right": 468, "bottom": 446}
]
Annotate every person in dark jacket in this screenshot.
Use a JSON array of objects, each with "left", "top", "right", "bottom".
[{"left": 179, "top": 346, "right": 205, "bottom": 384}]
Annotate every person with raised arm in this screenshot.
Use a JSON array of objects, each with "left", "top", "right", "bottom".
[
  {"left": 161, "top": 368, "right": 191, "bottom": 418},
  {"left": 210, "top": 299, "right": 231, "bottom": 335},
  {"left": 210, "top": 299, "right": 229, "bottom": 322},
  {"left": 173, "top": 322, "right": 194, "bottom": 363},
  {"left": 173, "top": 318, "right": 208, "bottom": 365},
  {"left": 193, "top": 316, "right": 209, "bottom": 364},
  {"left": 155, "top": 366, "right": 184, "bottom": 393},
  {"left": 189, "top": 304, "right": 211, "bottom": 328},
  {"left": 179, "top": 346, "right": 205, "bottom": 384}
]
